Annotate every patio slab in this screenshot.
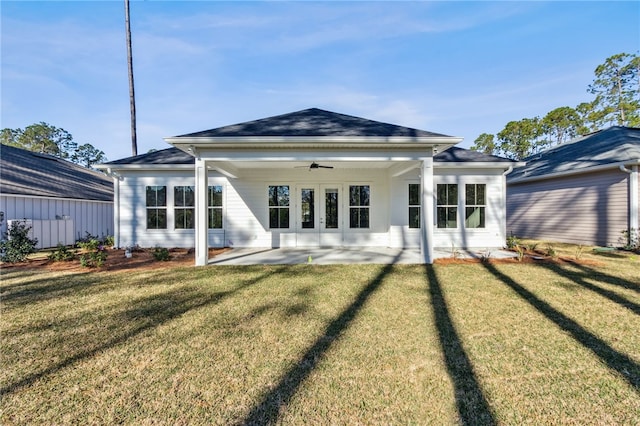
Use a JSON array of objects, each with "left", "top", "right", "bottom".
[{"left": 207, "top": 247, "right": 515, "bottom": 265}]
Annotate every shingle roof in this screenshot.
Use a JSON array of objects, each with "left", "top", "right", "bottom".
[
  {"left": 508, "top": 126, "right": 640, "bottom": 182},
  {"left": 0, "top": 144, "right": 113, "bottom": 201},
  {"left": 434, "top": 147, "right": 513, "bottom": 163},
  {"left": 175, "top": 108, "right": 451, "bottom": 138},
  {"left": 105, "top": 147, "right": 194, "bottom": 165}
]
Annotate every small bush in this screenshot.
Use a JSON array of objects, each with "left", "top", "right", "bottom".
[
  {"left": 49, "top": 244, "right": 76, "bottom": 262},
  {"left": 77, "top": 238, "right": 100, "bottom": 251},
  {"left": 546, "top": 245, "right": 557, "bottom": 258},
  {"left": 620, "top": 228, "right": 639, "bottom": 252},
  {"left": 79, "top": 246, "right": 108, "bottom": 268},
  {"left": 0, "top": 221, "right": 38, "bottom": 263},
  {"left": 506, "top": 235, "right": 520, "bottom": 249},
  {"left": 152, "top": 247, "right": 171, "bottom": 261},
  {"left": 103, "top": 235, "right": 115, "bottom": 247}
]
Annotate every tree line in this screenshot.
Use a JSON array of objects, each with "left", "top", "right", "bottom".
[
  {"left": 1, "top": 122, "right": 107, "bottom": 168},
  {"left": 471, "top": 52, "right": 640, "bottom": 160}
]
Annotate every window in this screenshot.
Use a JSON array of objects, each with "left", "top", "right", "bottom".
[
  {"left": 408, "top": 184, "right": 421, "bottom": 228},
  {"left": 208, "top": 185, "right": 223, "bottom": 229},
  {"left": 465, "top": 184, "right": 486, "bottom": 228},
  {"left": 300, "top": 188, "right": 315, "bottom": 229},
  {"left": 146, "top": 186, "right": 167, "bottom": 229},
  {"left": 174, "top": 186, "right": 195, "bottom": 229},
  {"left": 437, "top": 184, "right": 458, "bottom": 228},
  {"left": 269, "top": 185, "right": 290, "bottom": 228},
  {"left": 349, "top": 185, "right": 370, "bottom": 228}
]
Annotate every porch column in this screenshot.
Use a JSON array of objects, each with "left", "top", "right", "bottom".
[
  {"left": 630, "top": 165, "right": 639, "bottom": 233},
  {"left": 420, "top": 157, "right": 434, "bottom": 264},
  {"left": 195, "top": 158, "right": 209, "bottom": 266}
]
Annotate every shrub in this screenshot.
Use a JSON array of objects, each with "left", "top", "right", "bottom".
[
  {"left": 506, "top": 235, "right": 520, "bottom": 249},
  {"left": 49, "top": 244, "right": 76, "bottom": 261},
  {"left": 103, "top": 235, "right": 115, "bottom": 247},
  {"left": 620, "top": 229, "right": 639, "bottom": 252},
  {"left": 152, "top": 247, "right": 171, "bottom": 261},
  {"left": 0, "top": 221, "right": 38, "bottom": 263},
  {"left": 79, "top": 246, "right": 108, "bottom": 268},
  {"left": 77, "top": 238, "right": 100, "bottom": 251}
]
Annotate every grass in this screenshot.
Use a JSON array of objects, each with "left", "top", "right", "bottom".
[{"left": 1, "top": 246, "right": 639, "bottom": 424}]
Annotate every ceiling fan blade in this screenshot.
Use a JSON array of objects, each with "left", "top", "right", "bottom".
[{"left": 317, "top": 165, "right": 334, "bottom": 169}]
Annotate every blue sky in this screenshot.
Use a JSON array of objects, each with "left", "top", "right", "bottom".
[{"left": 2, "top": 1, "right": 639, "bottom": 161}]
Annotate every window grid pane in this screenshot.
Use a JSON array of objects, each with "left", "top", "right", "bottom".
[
  {"left": 436, "top": 184, "right": 457, "bottom": 228},
  {"left": 268, "top": 185, "right": 290, "bottom": 229},
  {"left": 465, "top": 184, "right": 486, "bottom": 228},
  {"left": 409, "top": 184, "right": 420, "bottom": 228}
]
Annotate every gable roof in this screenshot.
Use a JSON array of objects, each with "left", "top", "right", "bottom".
[
  {"left": 0, "top": 144, "right": 113, "bottom": 201},
  {"left": 508, "top": 126, "right": 640, "bottom": 183},
  {"left": 175, "top": 108, "right": 450, "bottom": 138}
]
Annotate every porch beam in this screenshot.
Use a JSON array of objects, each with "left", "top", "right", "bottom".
[
  {"left": 389, "top": 161, "right": 420, "bottom": 177},
  {"left": 420, "top": 157, "right": 434, "bottom": 264},
  {"left": 209, "top": 161, "right": 239, "bottom": 179},
  {"left": 195, "top": 158, "right": 209, "bottom": 266}
]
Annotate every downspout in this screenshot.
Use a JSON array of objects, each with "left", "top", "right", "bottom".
[{"left": 619, "top": 163, "right": 639, "bottom": 239}]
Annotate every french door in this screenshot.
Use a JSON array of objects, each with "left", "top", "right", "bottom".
[{"left": 295, "top": 184, "right": 343, "bottom": 247}]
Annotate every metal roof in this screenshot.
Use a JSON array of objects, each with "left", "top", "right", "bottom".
[
  {"left": 0, "top": 144, "right": 113, "bottom": 201},
  {"left": 508, "top": 126, "right": 640, "bottom": 182}
]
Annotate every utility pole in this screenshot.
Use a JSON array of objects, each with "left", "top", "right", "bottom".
[{"left": 125, "top": 0, "right": 138, "bottom": 156}]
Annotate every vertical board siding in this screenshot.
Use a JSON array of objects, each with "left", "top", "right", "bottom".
[
  {"left": 0, "top": 195, "right": 113, "bottom": 246},
  {"left": 507, "top": 170, "right": 628, "bottom": 246}
]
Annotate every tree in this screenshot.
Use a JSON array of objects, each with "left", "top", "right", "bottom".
[
  {"left": 470, "top": 133, "right": 497, "bottom": 155},
  {"left": 125, "top": 0, "right": 138, "bottom": 156},
  {"left": 497, "top": 118, "right": 542, "bottom": 160},
  {"left": 2, "top": 122, "right": 76, "bottom": 158},
  {"left": 540, "top": 106, "right": 581, "bottom": 148},
  {"left": 588, "top": 52, "right": 640, "bottom": 127},
  {"left": 71, "top": 143, "right": 108, "bottom": 168},
  {"left": 1, "top": 123, "right": 107, "bottom": 168}
]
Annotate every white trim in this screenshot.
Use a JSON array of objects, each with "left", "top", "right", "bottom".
[
  {"left": 0, "top": 193, "right": 113, "bottom": 204},
  {"left": 166, "top": 136, "right": 463, "bottom": 147},
  {"left": 95, "top": 164, "right": 195, "bottom": 171},
  {"left": 435, "top": 162, "right": 524, "bottom": 169},
  {"left": 509, "top": 159, "right": 640, "bottom": 184}
]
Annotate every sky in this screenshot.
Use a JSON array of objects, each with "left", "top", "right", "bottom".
[{"left": 2, "top": 1, "right": 639, "bottom": 162}]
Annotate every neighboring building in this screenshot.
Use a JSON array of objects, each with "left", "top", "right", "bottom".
[
  {"left": 98, "top": 108, "right": 517, "bottom": 265},
  {"left": 507, "top": 126, "right": 640, "bottom": 247},
  {"left": 0, "top": 144, "right": 114, "bottom": 248}
]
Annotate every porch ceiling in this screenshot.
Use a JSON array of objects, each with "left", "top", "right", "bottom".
[{"left": 220, "top": 160, "right": 415, "bottom": 169}]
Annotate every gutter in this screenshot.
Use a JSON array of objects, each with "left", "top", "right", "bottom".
[{"left": 508, "top": 159, "right": 640, "bottom": 184}]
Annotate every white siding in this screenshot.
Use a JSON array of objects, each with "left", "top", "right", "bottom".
[
  {"left": 115, "top": 166, "right": 507, "bottom": 250},
  {"left": 507, "top": 170, "right": 629, "bottom": 246},
  {"left": 0, "top": 195, "right": 113, "bottom": 246}
]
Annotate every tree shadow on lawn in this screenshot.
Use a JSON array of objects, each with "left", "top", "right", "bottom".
[
  {"left": 241, "top": 260, "right": 398, "bottom": 425},
  {"left": 566, "top": 261, "right": 640, "bottom": 294},
  {"left": 425, "top": 266, "right": 496, "bottom": 426},
  {"left": 481, "top": 262, "right": 640, "bottom": 391},
  {"left": 1, "top": 267, "right": 285, "bottom": 397},
  {"left": 539, "top": 262, "right": 640, "bottom": 315}
]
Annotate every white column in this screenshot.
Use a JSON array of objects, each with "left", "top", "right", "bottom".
[
  {"left": 113, "top": 175, "right": 120, "bottom": 248},
  {"left": 420, "top": 156, "right": 434, "bottom": 264},
  {"left": 195, "top": 158, "right": 209, "bottom": 266},
  {"left": 630, "top": 165, "right": 639, "bottom": 232}
]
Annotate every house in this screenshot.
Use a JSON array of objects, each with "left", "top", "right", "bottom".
[
  {"left": 0, "top": 144, "right": 114, "bottom": 248},
  {"left": 98, "top": 108, "right": 517, "bottom": 265},
  {"left": 507, "top": 126, "right": 640, "bottom": 247}
]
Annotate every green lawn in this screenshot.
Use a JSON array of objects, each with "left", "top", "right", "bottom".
[{"left": 1, "top": 248, "right": 639, "bottom": 424}]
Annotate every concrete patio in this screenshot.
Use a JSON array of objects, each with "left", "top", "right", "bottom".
[{"left": 207, "top": 247, "right": 516, "bottom": 265}]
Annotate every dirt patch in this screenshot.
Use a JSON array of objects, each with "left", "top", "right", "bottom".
[{"left": 0, "top": 247, "right": 230, "bottom": 273}]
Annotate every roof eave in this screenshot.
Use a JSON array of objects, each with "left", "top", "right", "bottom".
[
  {"left": 508, "top": 159, "right": 640, "bottom": 184},
  {"left": 165, "top": 135, "right": 463, "bottom": 150},
  {"left": 436, "top": 161, "right": 524, "bottom": 169}
]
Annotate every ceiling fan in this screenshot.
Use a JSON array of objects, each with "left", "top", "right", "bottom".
[{"left": 295, "top": 162, "right": 334, "bottom": 170}]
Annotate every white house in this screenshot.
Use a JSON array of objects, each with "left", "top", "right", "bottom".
[
  {"left": 98, "top": 108, "right": 517, "bottom": 265},
  {"left": 1, "top": 144, "right": 114, "bottom": 248}
]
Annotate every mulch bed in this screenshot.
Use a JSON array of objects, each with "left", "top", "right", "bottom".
[{"left": 0, "top": 247, "right": 230, "bottom": 273}]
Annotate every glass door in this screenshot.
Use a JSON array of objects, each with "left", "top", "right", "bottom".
[
  {"left": 296, "top": 185, "right": 319, "bottom": 246},
  {"left": 320, "top": 185, "right": 343, "bottom": 246}
]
